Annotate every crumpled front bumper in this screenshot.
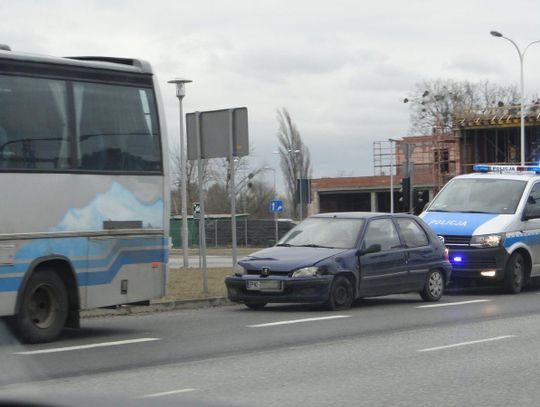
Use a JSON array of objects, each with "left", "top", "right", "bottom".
[{"left": 225, "top": 275, "right": 334, "bottom": 304}]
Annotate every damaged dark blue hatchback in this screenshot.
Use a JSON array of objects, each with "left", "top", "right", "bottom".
[{"left": 225, "top": 212, "right": 451, "bottom": 310}]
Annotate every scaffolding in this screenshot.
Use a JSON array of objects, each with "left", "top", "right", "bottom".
[
  {"left": 373, "top": 140, "right": 395, "bottom": 176},
  {"left": 373, "top": 135, "right": 458, "bottom": 193}
]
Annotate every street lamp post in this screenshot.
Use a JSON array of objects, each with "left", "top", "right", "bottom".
[
  {"left": 168, "top": 78, "right": 192, "bottom": 268},
  {"left": 491, "top": 31, "right": 540, "bottom": 166}
]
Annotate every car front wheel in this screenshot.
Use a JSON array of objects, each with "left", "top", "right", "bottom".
[{"left": 325, "top": 275, "right": 353, "bottom": 311}]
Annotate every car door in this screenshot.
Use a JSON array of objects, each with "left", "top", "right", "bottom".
[
  {"left": 394, "top": 217, "right": 433, "bottom": 290},
  {"left": 522, "top": 182, "right": 540, "bottom": 276},
  {"left": 358, "top": 217, "right": 408, "bottom": 296}
]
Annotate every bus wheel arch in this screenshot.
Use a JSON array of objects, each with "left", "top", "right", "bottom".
[{"left": 15, "top": 257, "right": 80, "bottom": 343}]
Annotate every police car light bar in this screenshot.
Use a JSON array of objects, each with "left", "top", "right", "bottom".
[{"left": 473, "top": 164, "right": 540, "bottom": 174}]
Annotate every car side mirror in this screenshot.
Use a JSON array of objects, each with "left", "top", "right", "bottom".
[{"left": 357, "top": 244, "right": 381, "bottom": 256}]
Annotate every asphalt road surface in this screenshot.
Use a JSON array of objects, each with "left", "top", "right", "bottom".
[{"left": 2, "top": 286, "right": 540, "bottom": 406}]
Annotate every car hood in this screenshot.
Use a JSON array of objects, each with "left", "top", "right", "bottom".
[{"left": 238, "top": 246, "right": 348, "bottom": 272}]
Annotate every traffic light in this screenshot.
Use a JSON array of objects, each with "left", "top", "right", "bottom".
[
  {"left": 413, "top": 190, "right": 425, "bottom": 214},
  {"left": 399, "top": 177, "right": 411, "bottom": 210}
]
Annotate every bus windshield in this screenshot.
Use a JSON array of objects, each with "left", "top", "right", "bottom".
[{"left": 427, "top": 178, "right": 527, "bottom": 214}]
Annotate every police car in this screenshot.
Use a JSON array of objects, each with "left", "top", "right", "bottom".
[{"left": 421, "top": 164, "right": 540, "bottom": 293}]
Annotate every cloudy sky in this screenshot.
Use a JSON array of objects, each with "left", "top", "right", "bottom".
[{"left": 3, "top": 0, "right": 540, "bottom": 188}]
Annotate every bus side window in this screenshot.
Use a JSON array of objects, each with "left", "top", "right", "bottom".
[{"left": 74, "top": 82, "right": 161, "bottom": 172}]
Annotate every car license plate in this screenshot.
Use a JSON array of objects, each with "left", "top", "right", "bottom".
[{"left": 246, "top": 280, "right": 283, "bottom": 292}]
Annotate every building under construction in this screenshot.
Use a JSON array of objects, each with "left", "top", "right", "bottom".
[{"left": 308, "top": 105, "right": 540, "bottom": 215}]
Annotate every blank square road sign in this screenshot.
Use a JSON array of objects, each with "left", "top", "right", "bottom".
[{"left": 186, "top": 107, "right": 249, "bottom": 160}]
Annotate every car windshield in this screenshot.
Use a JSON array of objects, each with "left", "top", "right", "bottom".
[
  {"left": 427, "top": 178, "right": 527, "bottom": 214},
  {"left": 277, "top": 217, "right": 365, "bottom": 249}
]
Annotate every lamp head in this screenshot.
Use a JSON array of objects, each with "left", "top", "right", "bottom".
[
  {"left": 168, "top": 78, "right": 192, "bottom": 98},
  {"left": 490, "top": 31, "right": 503, "bottom": 38}
]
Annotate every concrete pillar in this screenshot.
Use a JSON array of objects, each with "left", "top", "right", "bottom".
[{"left": 370, "top": 192, "right": 377, "bottom": 212}]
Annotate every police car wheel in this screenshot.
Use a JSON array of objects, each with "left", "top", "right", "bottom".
[
  {"left": 420, "top": 269, "right": 444, "bottom": 302},
  {"left": 503, "top": 252, "right": 525, "bottom": 294}
]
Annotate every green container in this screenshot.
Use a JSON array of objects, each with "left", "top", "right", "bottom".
[{"left": 169, "top": 218, "right": 199, "bottom": 248}]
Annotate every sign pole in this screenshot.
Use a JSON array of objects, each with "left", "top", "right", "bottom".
[
  {"left": 228, "top": 109, "right": 238, "bottom": 271},
  {"left": 196, "top": 112, "right": 208, "bottom": 293}
]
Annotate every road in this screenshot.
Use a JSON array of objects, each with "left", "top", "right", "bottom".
[{"left": 2, "top": 287, "right": 540, "bottom": 406}]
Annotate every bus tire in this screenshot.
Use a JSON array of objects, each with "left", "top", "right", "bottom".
[{"left": 16, "top": 270, "right": 68, "bottom": 344}]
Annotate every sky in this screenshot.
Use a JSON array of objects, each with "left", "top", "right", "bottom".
[{"left": 3, "top": 0, "right": 540, "bottom": 190}]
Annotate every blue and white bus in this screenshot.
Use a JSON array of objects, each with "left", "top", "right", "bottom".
[{"left": 0, "top": 45, "right": 170, "bottom": 343}]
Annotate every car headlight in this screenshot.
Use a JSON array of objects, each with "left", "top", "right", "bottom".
[
  {"left": 235, "top": 265, "right": 247, "bottom": 276},
  {"left": 470, "top": 234, "right": 504, "bottom": 247},
  {"left": 292, "top": 267, "right": 322, "bottom": 278}
]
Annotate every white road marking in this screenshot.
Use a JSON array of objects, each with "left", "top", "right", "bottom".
[
  {"left": 247, "top": 315, "right": 351, "bottom": 328},
  {"left": 138, "top": 388, "right": 196, "bottom": 399},
  {"left": 15, "top": 337, "right": 161, "bottom": 355},
  {"left": 418, "top": 335, "right": 516, "bottom": 352},
  {"left": 416, "top": 299, "right": 492, "bottom": 308}
]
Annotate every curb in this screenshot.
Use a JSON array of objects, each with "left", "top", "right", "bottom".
[{"left": 80, "top": 297, "right": 231, "bottom": 319}]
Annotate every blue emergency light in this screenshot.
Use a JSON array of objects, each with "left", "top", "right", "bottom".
[{"left": 473, "top": 164, "right": 540, "bottom": 174}]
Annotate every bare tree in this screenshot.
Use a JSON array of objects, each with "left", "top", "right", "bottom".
[
  {"left": 170, "top": 146, "right": 210, "bottom": 215},
  {"left": 405, "top": 79, "right": 520, "bottom": 135},
  {"left": 276, "top": 108, "right": 312, "bottom": 220}
]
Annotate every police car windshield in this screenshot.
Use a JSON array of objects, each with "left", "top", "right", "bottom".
[
  {"left": 428, "top": 178, "right": 527, "bottom": 214},
  {"left": 277, "top": 217, "right": 365, "bottom": 249}
]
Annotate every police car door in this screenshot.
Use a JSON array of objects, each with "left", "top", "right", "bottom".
[{"left": 522, "top": 182, "right": 540, "bottom": 276}]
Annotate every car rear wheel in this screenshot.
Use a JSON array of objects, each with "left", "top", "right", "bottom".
[
  {"left": 245, "top": 302, "right": 267, "bottom": 310},
  {"left": 420, "top": 269, "right": 444, "bottom": 302},
  {"left": 16, "top": 270, "right": 68, "bottom": 344},
  {"left": 503, "top": 252, "right": 525, "bottom": 294},
  {"left": 325, "top": 275, "right": 353, "bottom": 311}
]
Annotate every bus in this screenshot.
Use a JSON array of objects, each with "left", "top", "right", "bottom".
[{"left": 0, "top": 45, "right": 170, "bottom": 343}]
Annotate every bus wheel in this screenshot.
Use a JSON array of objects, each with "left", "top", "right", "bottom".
[
  {"left": 503, "top": 252, "right": 525, "bottom": 294},
  {"left": 16, "top": 270, "right": 68, "bottom": 344}
]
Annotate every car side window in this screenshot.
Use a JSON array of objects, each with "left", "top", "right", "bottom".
[
  {"left": 395, "top": 218, "right": 429, "bottom": 248},
  {"left": 363, "top": 219, "right": 401, "bottom": 251},
  {"left": 525, "top": 183, "right": 540, "bottom": 219}
]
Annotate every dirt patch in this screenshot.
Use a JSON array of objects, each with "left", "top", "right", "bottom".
[{"left": 165, "top": 267, "right": 234, "bottom": 300}]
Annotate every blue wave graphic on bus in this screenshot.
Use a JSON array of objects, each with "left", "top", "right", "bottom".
[
  {"left": 0, "top": 236, "right": 169, "bottom": 292},
  {"left": 50, "top": 182, "right": 163, "bottom": 232}
]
